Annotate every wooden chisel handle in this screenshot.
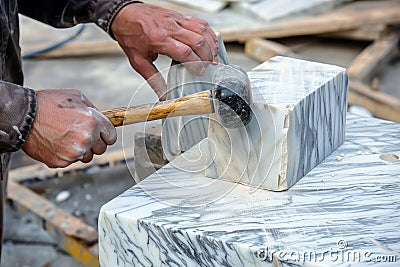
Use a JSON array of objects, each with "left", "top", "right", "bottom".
[{"left": 101, "top": 91, "right": 213, "bottom": 127}]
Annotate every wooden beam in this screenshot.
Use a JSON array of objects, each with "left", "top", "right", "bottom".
[
  {"left": 8, "top": 180, "right": 99, "bottom": 267},
  {"left": 349, "top": 80, "right": 400, "bottom": 123},
  {"left": 347, "top": 31, "right": 399, "bottom": 83},
  {"left": 10, "top": 148, "right": 132, "bottom": 183},
  {"left": 319, "top": 24, "right": 388, "bottom": 41},
  {"left": 244, "top": 38, "right": 298, "bottom": 62}
]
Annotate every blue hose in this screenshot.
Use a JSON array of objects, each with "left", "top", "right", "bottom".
[{"left": 22, "top": 24, "right": 86, "bottom": 59}]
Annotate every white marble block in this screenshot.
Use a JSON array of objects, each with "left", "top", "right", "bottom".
[
  {"left": 232, "top": 0, "right": 350, "bottom": 21},
  {"left": 163, "top": 0, "right": 226, "bottom": 13},
  {"left": 99, "top": 114, "right": 400, "bottom": 267},
  {"left": 205, "top": 56, "right": 348, "bottom": 191}
]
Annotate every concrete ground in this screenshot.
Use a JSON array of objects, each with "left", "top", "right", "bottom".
[{"left": 2, "top": 15, "right": 399, "bottom": 267}]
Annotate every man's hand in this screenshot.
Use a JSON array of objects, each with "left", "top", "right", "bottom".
[
  {"left": 111, "top": 3, "right": 219, "bottom": 100},
  {"left": 22, "top": 89, "right": 117, "bottom": 168}
]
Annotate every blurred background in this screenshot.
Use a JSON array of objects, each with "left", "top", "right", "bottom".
[{"left": 3, "top": 0, "right": 400, "bottom": 266}]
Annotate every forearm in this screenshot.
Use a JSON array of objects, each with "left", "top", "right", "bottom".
[
  {"left": 0, "top": 82, "right": 36, "bottom": 153},
  {"left": 17, "top": 0, "right": 140, "bottom": 33}
]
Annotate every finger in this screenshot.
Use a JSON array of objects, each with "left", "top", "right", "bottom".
[
  {"left": 91, "top": 138, "right": 107, "bottom": 155},
  {"left": 86, "top": 107, "right": 117, "bottom": 145},
  {"left": 173, "top": 28, "right": 213, "bottom": 63},
  {"left": 178, "top": 17, "right": 218, "bottom": 64},
  {"left": 185, "top": 16, "right": 218, "bottom": 41},
  {"left": 159, "top": 38, "right": 207, "bottom": 76},
  {"left": 81, "top": 151, "right": 94, "bottom": 163},
  {"left": 93, "top": 110, "right": 118, "bottom": 145},
  {"left": 129, "top": 55, "right": 168, "bottom": 100},
  {"left": 46, "top": 158, "right": 70, "bottom": 168},
  {"left": 170, "top": 36, "right": 213, "bottom": 76},
  {"left": 209, "top": 28, "right": 219, "bottom": 64}
]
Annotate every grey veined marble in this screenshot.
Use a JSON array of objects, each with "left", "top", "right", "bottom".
[
  {"left": 99, "top": 114, "right": 400, "bottom": 267},
  {"left": 205, "top": 56, "right": 348, "bottom": 191}
]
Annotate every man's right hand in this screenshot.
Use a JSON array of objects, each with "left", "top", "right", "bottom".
[
  {"left": 111, "top": 3, "right": 219, "bottom": 100},
  {"left": 22, "top": 89, "right": 117, "bottom": 168}
]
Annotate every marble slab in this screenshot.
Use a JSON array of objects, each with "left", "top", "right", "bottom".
[
  {"left": 232, "top": 0, "right": 350, "bottom": 22},
  {"left": 205, "top": 56, "right": 348, "bottom": 191},
  {"left": 99, "top": 114, "right": 400, "bottom": 266},
  {"left": 162, "top": 0, "right": 226, "bottom": 13},
  {"left": 162, "top": 36, "right": 229, "bottom": 160}
]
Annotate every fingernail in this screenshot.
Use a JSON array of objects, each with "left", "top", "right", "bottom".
[{"left": 213, "top": 51, "right": 219, "bottom": 65}]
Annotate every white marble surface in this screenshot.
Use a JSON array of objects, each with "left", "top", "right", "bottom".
[
  {"left": 162, "top": 0, "right": 226, "bottom": 13},
  {"left": 206, "top": 57, "right": 348, "bottom": 191},
  {"left": 99, "top": 114, "right": 400, "bottom": 266},
  {"left": 232, "top": 0, "right": 350, "bottom": 21}
]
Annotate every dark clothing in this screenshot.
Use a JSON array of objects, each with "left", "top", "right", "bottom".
[{"left": 0, "top": 0, "right": 137, "bottom": 257}]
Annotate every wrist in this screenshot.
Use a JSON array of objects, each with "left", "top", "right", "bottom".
[{"left": 7, "top": 87, "right": 37, "bottom": 152}]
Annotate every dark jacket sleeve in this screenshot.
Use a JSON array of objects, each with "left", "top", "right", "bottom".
[
  {"left": 17, "top": 0, "right": 140, "bottom": 35},
  {"left": 0, "top": 82, "right": 36, "bottom": 153}
]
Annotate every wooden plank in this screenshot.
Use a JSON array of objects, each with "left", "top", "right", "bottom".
[
  {"left": 10, "top": 148, "right": 131, "bottom": 183},
  {"left": 319, "top": 24, "right": 388, "bottom": 41},
  {"left": 347, "top": 31, "right": 400, "bottom": 83},
  {"left": 244, "top": 38, "right": 298, "bottom": 62},
  {"left": 8, "top": 180, "right": 99, "bottom": 267},
  {"left": 349, "top": 80, "right": 400, "bottom": 123}
]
